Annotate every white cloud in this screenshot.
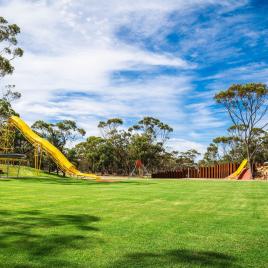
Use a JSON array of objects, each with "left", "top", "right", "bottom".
[
  {"left": 204, "top": 63, "right": 268, "bottom": 84},
  {"left": 0, "top": 0, "right": 252, "bottom": 149},
  {"left": 167, "top": 138, "right": 207, "bottom": 155},
  {"left": 186, "top": 101, "right": 227, "bottom": 129},
  {"left": 1, "top": 0, "right": 200, "bottom": 128}
]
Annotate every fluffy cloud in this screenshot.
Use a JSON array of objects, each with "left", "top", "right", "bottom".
[
  {"left": 1, "top": 0, "right": 261, "bottom": 154},
  {"left": 1, "top": 0, "right": 198, "bottom": 126},
  {"left": 167, "top": 138, "right": 207, "bottom": 155}
]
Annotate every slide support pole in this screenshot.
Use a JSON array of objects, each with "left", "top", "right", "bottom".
[{"left": 34, "top": 145, "right": 42, "bottom": 176}]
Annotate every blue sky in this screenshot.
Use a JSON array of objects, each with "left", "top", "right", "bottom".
[{"left": 1, "top": 0, "right": 268, "bottom": 153}]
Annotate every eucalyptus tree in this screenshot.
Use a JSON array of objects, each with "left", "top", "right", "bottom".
[
  {"left": 98, "top": 118, "right": 123, "bottom": 138},
  {"left": 176, "top": 149, "right": 200, "bottom": 168},
  {"left": 0, "top": 16, "right": 23, "bottom": 78},
  {"left": 98, "top": 118, "right": 131, "bottom": 174},
  {"left": 212, "top": 135, "right": 242, "bottom": 162},
  {"left": 131, "top": 116, "right": 173, "bottom": 145},
  {"left": 215, "top": 83, "right": 268, "bottom": 178},
  {"left": 199, "top": 143, "right": 219, "bottom": 166},
  {"left": 75, "top": 136, "right": 114, "bottom": 173},
  {"left": 129, "top": 117, "right": 173, "bottom": 172},
  {"left": 0, "top": 16, "right": 23, "bottom": 121},
  {"left": 75, "top": 117, "right": 173, "bottom": 174}
]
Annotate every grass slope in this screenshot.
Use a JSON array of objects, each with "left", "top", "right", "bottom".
[
  {"left": 0, "top": 165, "right": 62, "bottom": 178},
  {"left": 0, "top": 174, "right": 267, "bottom": 267}
]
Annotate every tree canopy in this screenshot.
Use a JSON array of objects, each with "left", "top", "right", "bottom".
[
  {"left": 0, "top": 17, "right": 23, "bottom": 121},
  {"left": 0, "top": 16, "right": 23, "bottom": 78},
  {"left": 214, "top": 83, "right": 268, "bottom": 177}
]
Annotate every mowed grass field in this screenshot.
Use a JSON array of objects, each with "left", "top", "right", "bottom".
[{"left": 0, "top": 171, "right": 268, "bottom": 267}]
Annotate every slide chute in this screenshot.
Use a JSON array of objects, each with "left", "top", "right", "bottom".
[
  {"left": 9, "top": 116, "right": 99, "bottom": 179},
  {"left": 228, "top": 159, "right": 248, "bottom": 180}
]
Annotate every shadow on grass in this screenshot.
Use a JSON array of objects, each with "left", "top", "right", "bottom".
[
  {"left": 110, "top": 249, "right": 241, "bottom": 268},
  {"left": 0, "top": 209, "right": 101, "bottom": 267},
  {"left": 0, "top": 178, "right": 11, "bottom": 181}
]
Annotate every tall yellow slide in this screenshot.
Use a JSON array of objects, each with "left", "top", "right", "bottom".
[{"left": 9, "top": 116, "right": 100, "bottom": 179}]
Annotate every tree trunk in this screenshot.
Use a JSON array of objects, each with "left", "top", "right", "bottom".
[{"left": 246, "top": 145, "right": 253, "bottom": 179}]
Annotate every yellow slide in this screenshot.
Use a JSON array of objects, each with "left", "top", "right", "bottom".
[
  {"left": 9, "top": 116, "right": 100, "bottom": 179},
  {"left": 228, "top": 159, "right": 248, "bottom": 179}
]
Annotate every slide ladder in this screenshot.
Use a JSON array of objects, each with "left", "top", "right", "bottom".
[{"left": 9, "top": 116, "right": 99, "bottom": 179}]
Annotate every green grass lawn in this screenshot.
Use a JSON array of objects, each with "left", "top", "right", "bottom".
[{"left": 0, "top": 170, "right": 268, "bottom": 267}]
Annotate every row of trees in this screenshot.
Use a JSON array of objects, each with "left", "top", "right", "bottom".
[
  {"left": 1, "top": 95, "right": 200, "bottom": 174},
  {"left": 6, "top": 83, "right": 267, "bottom": 178},
  {"left": 74, "top": 117, "right": 175, "bottom": 174},
  {"left": 33, "top": 116, "right": 202, "bottom": 175},
  {"left": 201, "top": 125, "right": 268, "bottom": 167},
  {"left": 1, "top": 16, "right": 268, "bottom": 178}
]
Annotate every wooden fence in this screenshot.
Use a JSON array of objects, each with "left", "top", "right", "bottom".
[{"left": 152, "top": 163, "right": 240, "bottom": 179}]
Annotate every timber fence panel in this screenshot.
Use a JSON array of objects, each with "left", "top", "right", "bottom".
[{"left": 151, "top": 162, "right": 240, "bottom": 179}]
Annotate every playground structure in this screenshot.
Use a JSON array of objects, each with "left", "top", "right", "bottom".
[
  {"left": 0, "top": 121, "right": 15, "bottom": 154},
  {"left": 130, "top": 159, "right": 149, "bottom": 177},
  {"left": 0, "top": 153, "right": 27, "bottom": 177},
  {"left": 0, "top": 116, "right": 99, "bottom": 179},
  {"left": 0, "top": 122, "right": 27, "bottom": 177},
  {"left": 0, "top": 115, "right": 254, "bottom": 181},
  {"left": 228, "top": 159, "right": 251, "bottom": 180}
]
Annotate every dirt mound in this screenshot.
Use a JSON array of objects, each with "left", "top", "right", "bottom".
[{"left": 255, "top": 165, "right": 268, "bottom": 180}]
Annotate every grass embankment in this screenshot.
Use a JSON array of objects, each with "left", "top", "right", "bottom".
[
  {"left": 0, "top": 164, "right": 61, "bottom": 178},
  {"left": 0, "top": 170, "right": 267, "bottom": 267}
]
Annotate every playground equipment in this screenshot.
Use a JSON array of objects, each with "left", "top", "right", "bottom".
[
  {"left": 0, "top": 153, "right": 27, "bottom": 177},
  {"left": 0, "top": 122, "right": 15, "bottom": 154},
  {"left": 8, "top": 116, "right": 100, "bottom": 179},
  {"left": 228, "top": 159, "right": 251, "bottom": 180},
  {"left": 130, "top": 159, "right": 149, "bottom": 177},
  {"left": 0, "top": 122, "right": 27, "bottom": 177}
]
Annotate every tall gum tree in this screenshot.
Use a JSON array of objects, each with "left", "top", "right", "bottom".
[
  {"left": 0, "top": 16, "right": 23, "bottom": 120},
  {"left": 214, "top": 83, "right": 268, "bottom": 178},
  {"left": 0, "top": 16, "right": 23, "bottom": 78}
]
